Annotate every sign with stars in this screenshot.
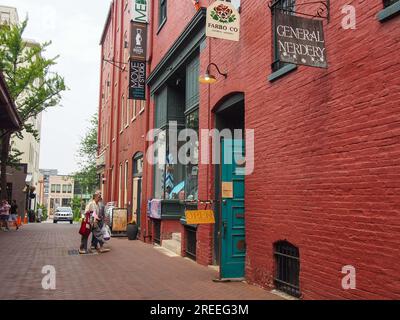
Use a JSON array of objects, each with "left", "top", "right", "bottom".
[{"left": 275, "top": 11, "right": 328, "bottom": 69}]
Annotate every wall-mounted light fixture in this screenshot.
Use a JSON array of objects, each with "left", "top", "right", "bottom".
[{"left": 199, "top": 63, "right": 228, "bottom": 84}]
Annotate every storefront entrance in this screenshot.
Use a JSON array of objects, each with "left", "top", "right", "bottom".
[{"left": 214, "top": 93, "right": 246, "bottom": 279}]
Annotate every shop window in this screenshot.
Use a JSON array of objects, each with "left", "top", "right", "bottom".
[
  {"left": 184, "top": 110, "right": 199, "bottom": 201},
  {"left": 274, "top": 241, "right": 301, "bottom": 298},
  {"left": 158, "top": 0, "right": 167, "bottom": 30},
  {"left": 153, "top": 86, "right": 186, "bottom": 200},
  {"left": 271, "top": 0, "right": 296, "bottom": 72}
]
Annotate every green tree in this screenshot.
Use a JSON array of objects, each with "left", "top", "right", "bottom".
[
  {"left": 74, "top": 114, "right": 99, "bottom": 197},
  {"left": 0, "top": 20, "right": 66, "bottom": 199}
]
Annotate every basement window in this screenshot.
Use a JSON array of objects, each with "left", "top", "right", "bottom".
[
  {"left": 274, "top": 241, "right": 301, "bottom": 298},
  {"left": 378, "top": 0, "right": 400, "bottom": 21}
]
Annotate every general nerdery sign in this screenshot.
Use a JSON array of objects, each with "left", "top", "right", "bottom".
[
  {"left": 275, "top": 11, "right": 328, "bottom": 69},
  {"left": 133, "top": 0, "right": 149, "bottom": 23}
]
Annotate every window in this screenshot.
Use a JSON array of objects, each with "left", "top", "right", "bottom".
[
  {"left": 274, "top": 241, "right": 301, "bottom": 298},
  {"left": 62, "top": 185, "right": 67, "bottom": 193},
  {"left": 378, "top": 0, "right": 400, "bottom": 21},
  {"left": 67, "top": 185, "right": 73, "bottom": 194},
  {"left": 56, "top": 184, "right": 61, "bottom": 193},
  {"left": 271, "top": 0, "right": 296, "bottom": 72},
  {"left": 384, "top": 0, "right": 399, "bottom": 7},
  {"left": 119, "top": 163, "right": 123, "bottom": 207},
  {"left": 125, "top": 94, "right": 129, "bottom": 127},
  {"left": 131, "top": 99, "right": 137, "bottom": 121},
  {"left": 184, "top": 110, "right": 199, "bottom": 201},
  {"left": 51, "top": 184, "right": 56, "bottom": 193},
  {"left": 121, "top": 95, "right": 125, "bottom": 132},
  {"left": 124, "top": 161, "right": 128, "bottom": 207},
  {"left": 159, "top": 0, "right": 167, "bottom": 29},
  {"left": 62, "top": 199, "right": 71, "bottom": 207}
]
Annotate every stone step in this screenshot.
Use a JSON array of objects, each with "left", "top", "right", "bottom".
[
  {"left": 172, "top": 232, "right": 182, "bottom": 242},
  {"left": 162, "top": 239, "right": 181, "bottom": 256}
]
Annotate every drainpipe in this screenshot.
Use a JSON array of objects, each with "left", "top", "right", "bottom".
[{"left": 142, "top": 0, "right": 155, "bottom": 243}]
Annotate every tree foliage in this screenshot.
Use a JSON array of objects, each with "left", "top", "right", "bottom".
[
  {"left": 0, "top": 19, "right": 66, "bottom": 199},
  {"left": 74, "top": 114, "right": 99, "bottom": 196}
]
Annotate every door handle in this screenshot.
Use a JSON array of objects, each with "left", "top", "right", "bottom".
[{"left": 222, "top": 221, "right": 227, "bottom": 239}]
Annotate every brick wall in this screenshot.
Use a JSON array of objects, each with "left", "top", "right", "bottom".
[{"left": 198, "top": 0, "right": 400, "bottom": 299}]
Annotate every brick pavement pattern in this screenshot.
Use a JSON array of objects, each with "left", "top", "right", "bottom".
[{"left": 0, "top": 223, "right": 282, "bottom": 300}]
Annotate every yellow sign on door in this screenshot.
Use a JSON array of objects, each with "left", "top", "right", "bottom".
[{"left": 185, "top": 210, "right": 215, "bottom": 225}]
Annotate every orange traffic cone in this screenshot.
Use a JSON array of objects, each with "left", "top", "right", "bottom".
[
  {"left": 17, "top": 216, "right": 22, "bottom": 227},
  {"left": 23, "top": 213, "right": 28, "bottom": 224}
]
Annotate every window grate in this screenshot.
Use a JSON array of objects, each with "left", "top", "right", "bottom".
[
  {"left": 274, "top": 241, "right": 301, "bottom": 298},
  {"left": 185, "top": 226, "right": 197, "bottom": 260},
  {"left": 153, "top": 219, "right": 161, "bottom": 245}
]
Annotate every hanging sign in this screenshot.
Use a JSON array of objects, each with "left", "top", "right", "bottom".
[
  {"left": 275, "top": 11, "right": 328, "bottom": 68},
  {"left": 129, "top": 60, "right": 146, "bottom": 100},
  {"left": 185, "top": 210, "right": 215, "bottom": 225},
  {"left": 130, "top": 22, "right": 147, "bottom": 61},
  {"left": 206, "top": 0, "right": 240, "bottom": 42},
  {"left": 133, "top": 0, "right": 149, "bottom": 23}
]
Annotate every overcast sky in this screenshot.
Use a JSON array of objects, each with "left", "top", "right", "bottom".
[{"left": 2, "top": 0, "right": 111, "bottom": 175}]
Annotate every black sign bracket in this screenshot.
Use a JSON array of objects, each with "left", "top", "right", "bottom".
[{"left": 268, "top": 0, "right": 330, "bottom": 22}]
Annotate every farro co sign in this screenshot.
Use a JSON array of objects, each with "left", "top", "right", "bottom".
[
  {"left": 133, "top": 0, "right": 149, "bottom": 23},
  {"left": 206, "top": 0, "right": 240, "bottom": 42},
  {"left": 275, "top": 11, "right": 328, "bottom": 68}
]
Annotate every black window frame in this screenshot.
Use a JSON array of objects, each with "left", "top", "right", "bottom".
[
  {"left": 271, "top": 0, "right": 296, "bottom": 72},
  {"left": 158, "top": 0, "right": 167, "bottom": 30},
  {"left": 384, "top": 0, "right": 399, "bottom": 7}
]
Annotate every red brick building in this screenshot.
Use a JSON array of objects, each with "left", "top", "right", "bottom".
[{"left": 98, "top": 0, "right": 400, "bottom": 299}]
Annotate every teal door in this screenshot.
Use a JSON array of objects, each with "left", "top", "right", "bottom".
[{"left": 220, "top": 139, "right": 246, "bottom": 279}]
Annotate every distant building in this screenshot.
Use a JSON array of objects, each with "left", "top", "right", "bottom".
[
  {"left": 47, "top": 175, "right": 74, "bottom": 217},
  {"left": 38, "top": 169, "right": 58, "bottom": 208},
  {"left": 0, "top": 6, "right": 43, "bottom": 213}
]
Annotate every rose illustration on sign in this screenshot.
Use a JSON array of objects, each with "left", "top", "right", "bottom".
[{"left": 211, "top": 4, "right": 237, "bottom": 23}]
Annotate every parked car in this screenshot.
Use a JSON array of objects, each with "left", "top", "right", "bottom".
[{"left": 53, "top": 207, "right": 73, "bottom": 224}]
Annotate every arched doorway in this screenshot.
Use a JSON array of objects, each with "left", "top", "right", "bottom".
[{"left": 213, "top": 92, "right": 246, "bottom": 280}]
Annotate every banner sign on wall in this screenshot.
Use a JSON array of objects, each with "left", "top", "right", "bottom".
[
  {"left": 275, "top": 11, "right": 328, "bottom": 68},
  {"left": 129, "top": 60, "right": 146, "bottom": 100},
  {"left": 133, "top": 0, "right": 149, "bottom": 23},
  {"left": 130, "top": 22, "right": 147, "bottom": 61},
  {"left": 206, "top": 0, "right": 240, "bottom": 42}
]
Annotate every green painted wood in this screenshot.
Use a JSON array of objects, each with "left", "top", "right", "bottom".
[{"left": 221, "top": 139, "right": 246, "bottom": 279}]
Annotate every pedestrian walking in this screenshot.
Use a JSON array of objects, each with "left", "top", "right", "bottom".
[
  {"left": 90, "top": 193, "right": 110, "bottom": 254},
  {"left": 0, "top": 200, "right": 11, "bottom": 231},
  {"left": 10, "top": 200, "right": 19, "bottom": 230}
]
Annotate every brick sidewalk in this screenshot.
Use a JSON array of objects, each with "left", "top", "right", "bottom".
[{"left": 0, "top": 223, "right": 282, "bottom": 300}]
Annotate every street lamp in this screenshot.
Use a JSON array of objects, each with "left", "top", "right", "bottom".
[{"left": 199, "top": 63, "right": 228, "bottom": 84}]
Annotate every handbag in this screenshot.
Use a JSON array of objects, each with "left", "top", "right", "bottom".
[{"left": 79, "top": 212, "right": 91, "bottom": 237}]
